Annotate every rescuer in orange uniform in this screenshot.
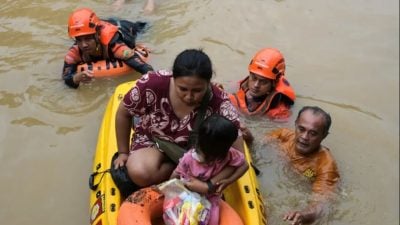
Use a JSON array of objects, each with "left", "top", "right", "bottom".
[
  {"left": 230, "top": 48, "right": 296, "bottom": 120},
  {"left": 63, "top": 8, "right": 153, "bottom": 88}
]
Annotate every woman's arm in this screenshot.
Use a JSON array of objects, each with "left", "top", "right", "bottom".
[
  {"left": 113, "top": 102, "right": 133, "bottom": 168},
  {"left": 170, "top": 171, "right": 180, "bottom": 180}
]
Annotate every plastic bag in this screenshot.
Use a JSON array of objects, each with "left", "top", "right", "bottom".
[{"left": 158, "top": 178, "right": 211, "bottom": 225}]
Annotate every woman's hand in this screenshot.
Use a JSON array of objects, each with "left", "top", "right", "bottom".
[
  {"left": 113, "top": 153, "right": 129, "bottom": 169},
  {"left": 73, "top": 70, "right": 94, "bottom": 84},
  {"left": 240, "top": 124, "right": 254, "bottom": 144}
]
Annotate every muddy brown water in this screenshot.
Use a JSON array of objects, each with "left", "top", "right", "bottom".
[{"left": 0, "top": 0, "right": 398, "bottom": 224}]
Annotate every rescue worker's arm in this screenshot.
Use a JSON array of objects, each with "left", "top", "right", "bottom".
[
  {"left": 62, "top": 62, "right": 94, "bottom": 88},
  {"left": 62, "top": 62, "right": 79, "bottom": 88},
  {"left": 111, "top": 43, "right": 154, "bottom": 75},
  {"left": 62, "top": 46, "right": 94, "bottom": 88}
]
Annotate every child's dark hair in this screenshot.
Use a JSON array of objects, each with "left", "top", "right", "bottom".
[{"left": 197, "top": 114, "right": 238, "bottom": 161}]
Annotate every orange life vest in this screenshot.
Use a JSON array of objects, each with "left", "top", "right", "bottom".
[
  {"left": 229, "top": 76, "right": 296, "bottom": 116},
  {"left": 98, "top": 21, "right": 119, "bottom": 46}
]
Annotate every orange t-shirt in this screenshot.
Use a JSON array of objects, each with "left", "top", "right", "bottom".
[{"left": 267, "top": 128, "right": 340, "bottom": 195}]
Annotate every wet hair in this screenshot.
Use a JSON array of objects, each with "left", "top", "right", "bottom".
[
  {"left": 197, "top": 114, "right": 238, "bottom": 161},
  {"left": 296, "top": 106, "right": 332, "bottom": 135},
  {"left": 172, "top": 49, "right": 213, "bottom": 81}
]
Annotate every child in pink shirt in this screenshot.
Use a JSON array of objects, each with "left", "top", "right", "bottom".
[{"left": 170, "top": 114, "right": 249, "bottom": 225}]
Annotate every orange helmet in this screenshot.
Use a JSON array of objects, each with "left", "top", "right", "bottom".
[
  {"left": 68, "top": 8, "right": 100, "bottom": 38},
  {"left": 248, "top": 48, "right": 286, "bottom": 80}
]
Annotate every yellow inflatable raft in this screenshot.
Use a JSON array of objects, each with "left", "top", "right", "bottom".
[{"left": 89, "top": 81, "right": 267, "bottom": 225}]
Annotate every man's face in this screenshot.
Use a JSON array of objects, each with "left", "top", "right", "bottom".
[
  {"left": 76, "top": 34, "right": 97, "bottom": 55},
  {"left": 294, "top": 110, "right": 327, "bottom": 155},
  {"left": 247, "top": 72, "right": 274, "bottom": 97}
]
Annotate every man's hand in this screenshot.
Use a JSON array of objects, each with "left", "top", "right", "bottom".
[
  {"left": 283, "top": 205, "right": 320, "bottom": 225},
  {"left": 283, "top": 211, "right": 305, "bottom": 225}
]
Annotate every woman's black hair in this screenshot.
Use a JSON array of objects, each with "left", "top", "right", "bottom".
[
  {"left": 197, "top": 114, "right": 238, "bottom": 161},
  {"left": 172, "top": 49, "right": 213, "bottom": 81}
]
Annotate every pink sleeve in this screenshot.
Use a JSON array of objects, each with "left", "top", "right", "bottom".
[
  {"left": 227, "top": 147, "right": 245, "bottom": 167},
  {"left": 173, "top": 151, "right": 192, "bottom": 177}
]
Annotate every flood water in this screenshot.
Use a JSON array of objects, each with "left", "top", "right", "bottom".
[{"left": 0, "top": 0, "right": 398, "bottom": 224}]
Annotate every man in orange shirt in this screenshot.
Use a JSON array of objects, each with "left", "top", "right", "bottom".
[{"left": 266, "top": 106, "right": 340, "bottom": 225}]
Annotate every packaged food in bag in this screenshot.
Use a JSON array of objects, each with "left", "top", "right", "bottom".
[{"left": 158, "top": 178, "right": 211, "bottom": 225}]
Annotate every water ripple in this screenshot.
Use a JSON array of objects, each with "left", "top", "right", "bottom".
[{"left": 297, "top": 95, "right": 382, "bottom": 120}]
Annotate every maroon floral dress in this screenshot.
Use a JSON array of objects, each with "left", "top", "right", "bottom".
[{"left": 123, "top": 70, "right": 241, "bottom": 151}]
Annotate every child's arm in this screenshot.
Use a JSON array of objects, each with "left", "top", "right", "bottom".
[
  {"left": 183, "top": 161, "right": 249, "bottom": 194},
  {"left": 213, "top": 162, "right": 249, "bottom": 193},
  {"left": 170, "top": 171, "right": 180, "bottom": 180},
  {"left": 183, "top": 177, "right": 209, "bottom": 194}
]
